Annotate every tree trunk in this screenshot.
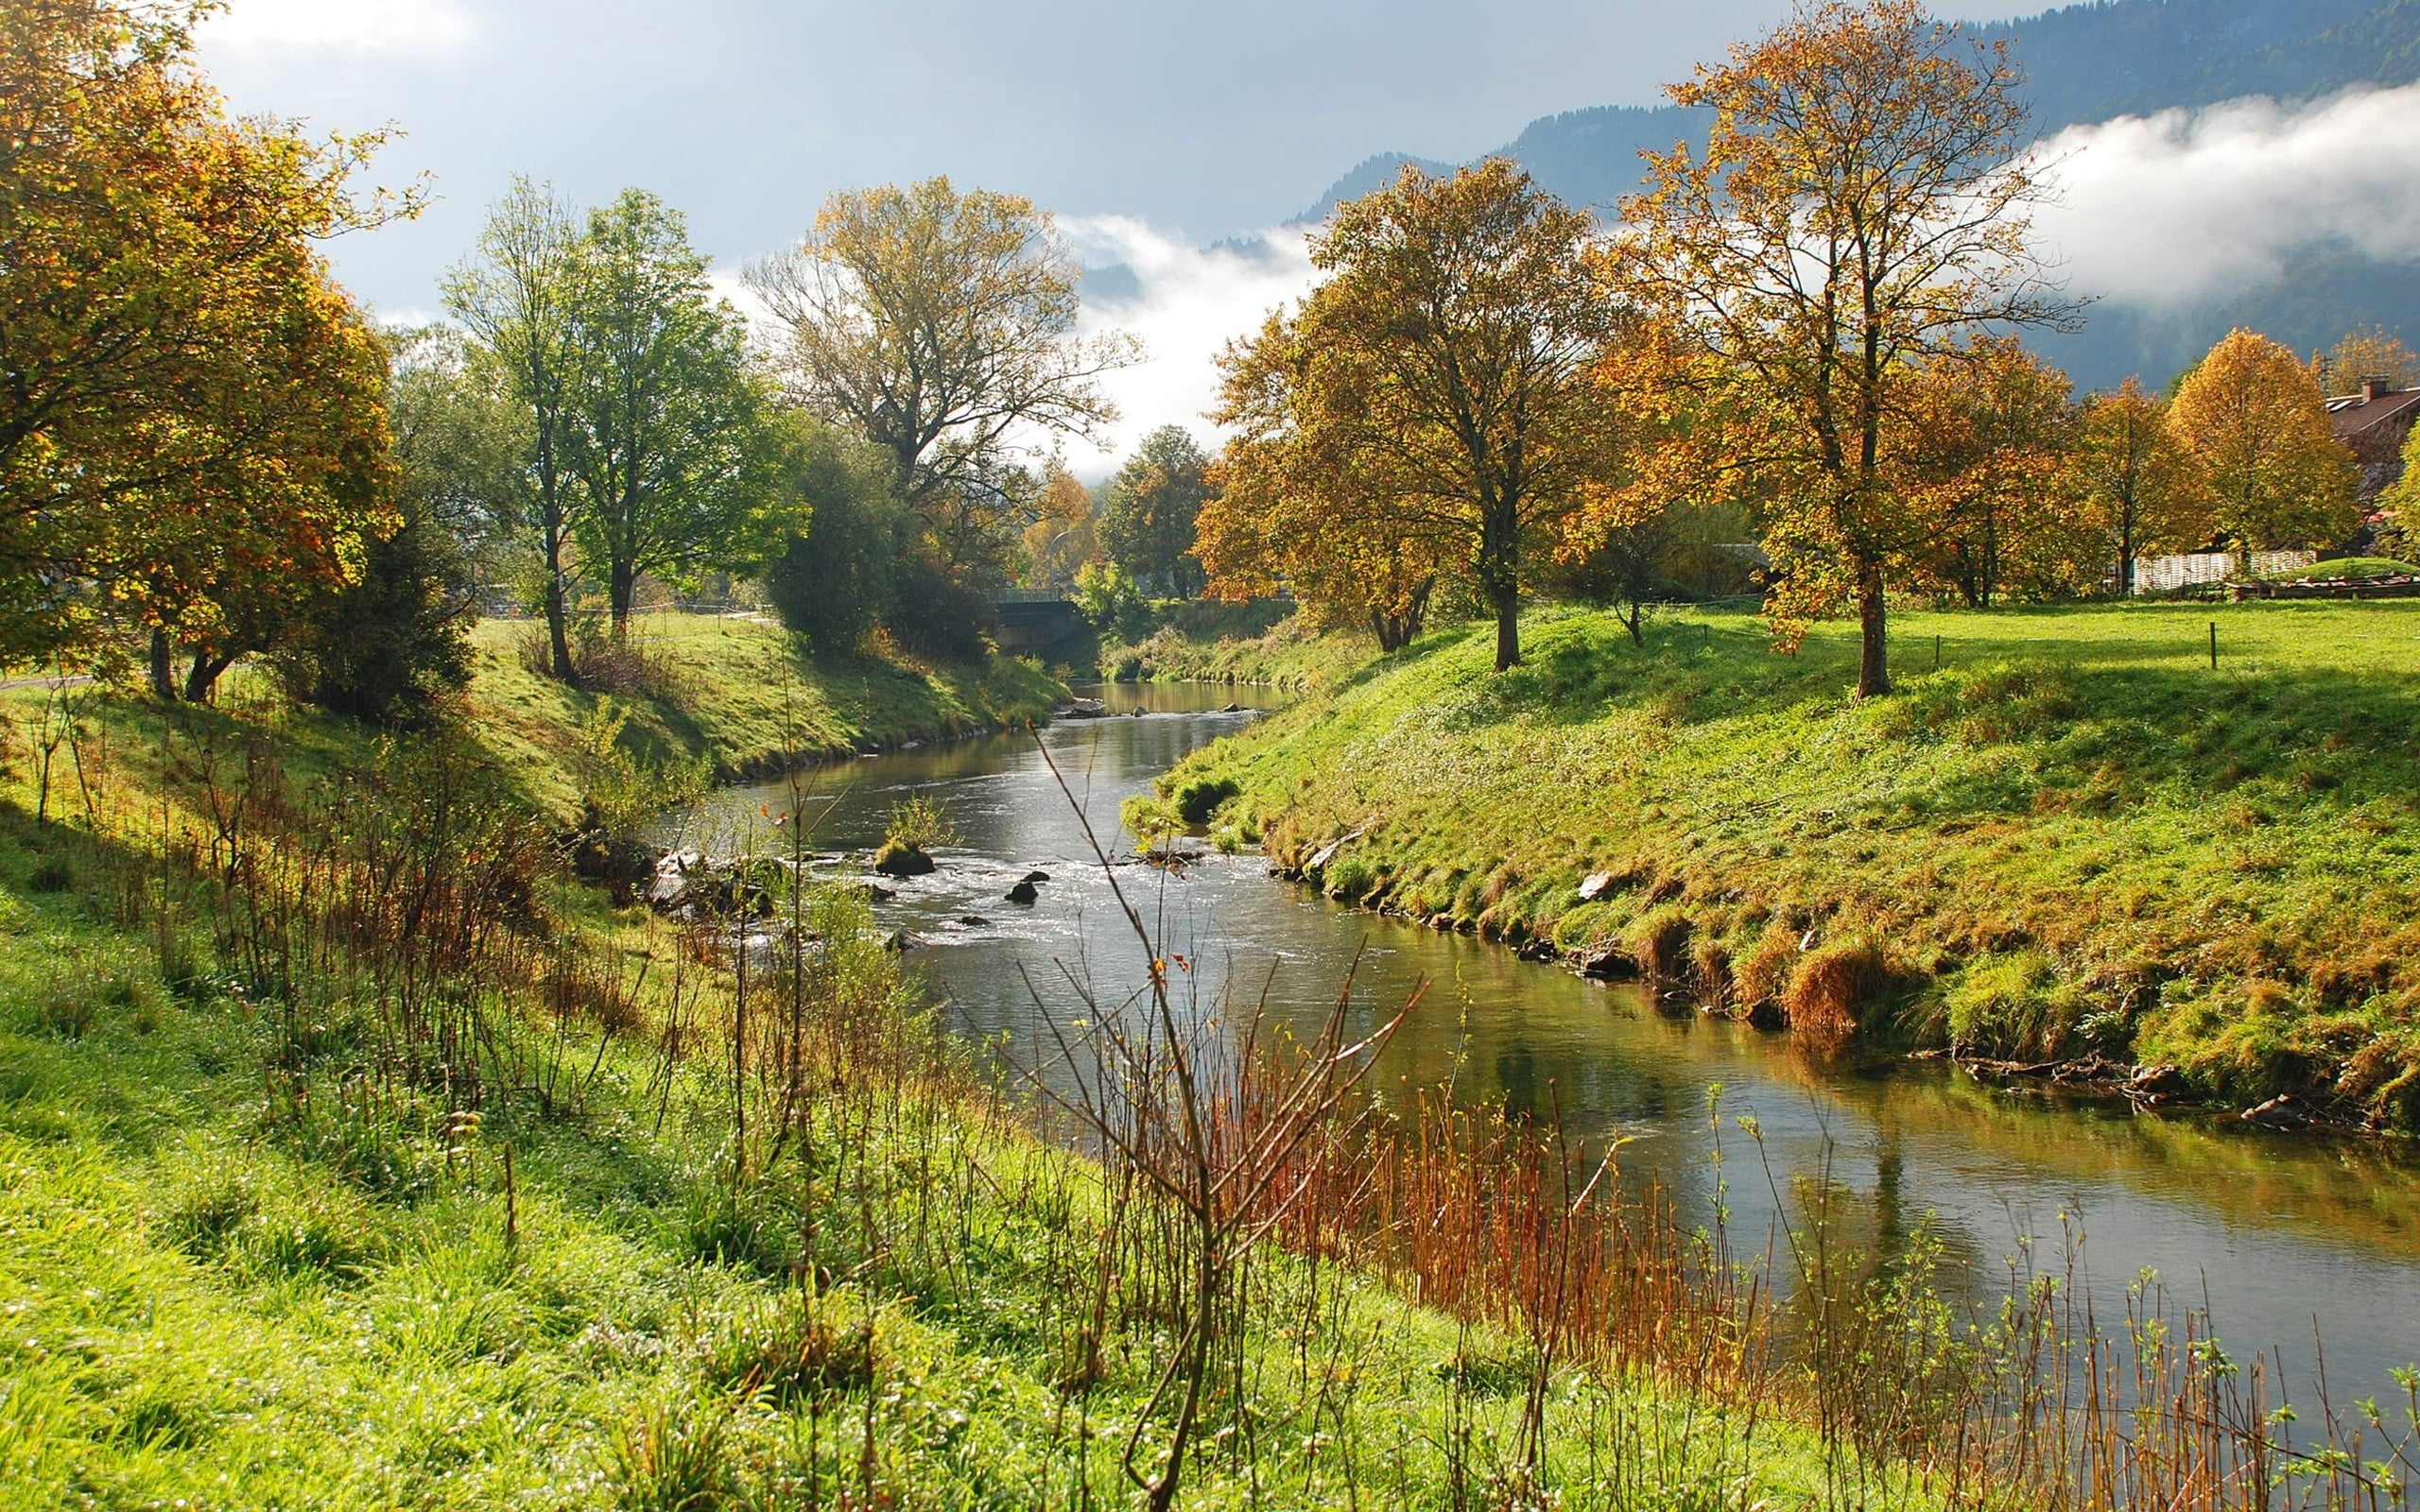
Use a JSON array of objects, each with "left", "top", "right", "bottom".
[
  {"left": 609, "top": 559, "right": 635, "bottom": 644},
  {"left": 184, "top": 651, "right": 235, "bottom": 703},
  {"left": 1493, "top": 585, "right": 1521, "bottom": 672},
  {"left": 148, "top": 627, "right": 177, "bottom": 701},
  {"left": 544, "top": 559, "right": 575, "bottom": 684},
  {"left": 1855, "top": 558, "right": 1891, "bottom": 698}
]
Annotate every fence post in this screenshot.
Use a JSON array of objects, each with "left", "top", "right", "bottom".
[{"left": 2209, "top": 622, "right": 2219, "bottom": 671}]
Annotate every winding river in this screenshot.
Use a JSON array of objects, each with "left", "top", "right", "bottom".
[{"left": 674, "top": 680, "right": 2420, "bottom": 1402}]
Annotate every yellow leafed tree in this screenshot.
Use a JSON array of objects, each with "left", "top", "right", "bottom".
[
  {"left": 1617, "top": 0, "right": 2077, "bottom": 695},
  {"left": 2169, "top": 330, "right": 2359, "bottom": 575},
  {"left": 1200, "top": 162, "right": 1625, "bottom": 670},
  {"left": 2071, "top": 379, "right": 2209, "bottom": 594}
]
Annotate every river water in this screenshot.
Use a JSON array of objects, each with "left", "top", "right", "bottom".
[{"left": 674, "top": 680, "right": 2420, "bottom": 1401}]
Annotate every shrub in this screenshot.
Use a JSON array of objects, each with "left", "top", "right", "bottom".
[
  {"left": 1735, "top": 921, "right": 1801, "bottom": 1018},
  {"left": 1170, "top": 776, "right": 1240, "bottom": 827},
  {"left": 1624, "top": 903, "right": 1694, "bottom": 982},
  {"left": 700, "top": 1289, "right": 875, "bottom": 1406},
  {"left": 1326, "top": 855, "right": 1377, "bottom": 903},
  {"left": 609, "top": 1389, "right": 739, "bottom": 1512}
]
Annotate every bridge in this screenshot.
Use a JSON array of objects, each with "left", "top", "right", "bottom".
[{"left": 992, "top": 591, "right": 1085, "bottom": 652}]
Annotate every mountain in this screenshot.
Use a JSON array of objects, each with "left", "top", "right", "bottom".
[
  {"left": 1296, "top": 0, "right": 2420, "bottom": 389},
  {"left": 1305, "top": 0, "right": 2410, "bottom": 219}
]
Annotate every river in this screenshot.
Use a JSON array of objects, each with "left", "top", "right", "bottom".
[{"left": 672, "top": 679, "right": 2420, "bottom": 1402}]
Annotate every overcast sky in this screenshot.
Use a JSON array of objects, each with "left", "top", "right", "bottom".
[
  {"left": 197, "top": 1, "right": 2420, "bottom": 468},
  {"left": 199, "top": 0, "right": 2025, "bottom": 318}
]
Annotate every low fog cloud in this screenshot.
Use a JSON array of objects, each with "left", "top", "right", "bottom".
[
  {"left": 2033, "top": 84, "right": 2420, "bottom": 309},
  {"left": 1066, "top": 218, "right": 1318, "bottom": 470}
]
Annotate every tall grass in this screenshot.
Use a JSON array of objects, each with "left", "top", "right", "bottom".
[{"left": 5, "top": 688, "right": 2417, "bottom": 1510}]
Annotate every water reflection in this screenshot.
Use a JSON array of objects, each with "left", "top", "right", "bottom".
[{"left": 674, "top": 681, "right": 2420, "bottom": 1399}]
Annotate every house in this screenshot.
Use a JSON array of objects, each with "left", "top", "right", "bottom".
[{"left": 2325, "top": 377, "right": 2420, "bottom": 502}]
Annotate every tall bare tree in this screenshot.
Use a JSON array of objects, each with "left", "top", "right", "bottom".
[{"left": 1619, "top": 0, "right": 2080, "bottom": 696}]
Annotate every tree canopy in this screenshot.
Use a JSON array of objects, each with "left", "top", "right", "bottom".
[
  {"left": 1100, "top": 428, "right": 1213, "bottom": 598},
  {"left": 1617, "top": 0, "right": 2076, "bottom": 696},
  {"left": 747, "top": 178, "right": 1139, "bottom": 593},
  {"left": 2169, "top": 330, "right": 2360, "bottom": 573},
  {"left": 1203, "top": 161, "right": 1624, "bottom": 671},
  {"left": 0, "top": 0, "right": 405, "bottom": 680}
]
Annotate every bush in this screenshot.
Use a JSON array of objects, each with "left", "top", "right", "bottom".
[
  {"left": 276, "top": 509, "right": 476, "bottom": 726},
  {"left": 885, "top": 554, "right": 997, "bottom": 662},
  {"left": 1171, "top": 776, "right": 1240, "bottom": 827},
  {"left": 761, "top": 431, "right": 906, "bottom": 655}
]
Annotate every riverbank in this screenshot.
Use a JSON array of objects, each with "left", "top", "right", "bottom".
[
  {"left": 0, "top": 638, "right": 1998, "bottom": 1508},
  {"left": 1160, "top": 600, "right": 2420, "bottom": 1134},
  {"left": 1100, "top": 608, "right": 1360, "bottom": 689},
  {"left": 466, "top": 613, "right": 1069, "bottom": 819}
]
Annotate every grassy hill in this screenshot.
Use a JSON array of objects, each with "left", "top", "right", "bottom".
[{"left": 1160, "top": 600, "right": 2420, "bottom": 1130}]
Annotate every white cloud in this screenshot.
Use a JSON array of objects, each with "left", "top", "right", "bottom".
[
  {"left": 200, "top": 0, "right": 474, "bottom": 59},
  {"left": 2032, "top": 84, "right": 2420, "bottom": 310},
  {"left": 1065, "top": 217, "right": 1318, "bottom": 470}
]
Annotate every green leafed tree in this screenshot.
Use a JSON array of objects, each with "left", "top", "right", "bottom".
[
  {"left": 757, "top": 415, "right": 908, "bottom": 656},
  {"left": 1100, "top": 426, "right": 1212, "bottom": 597},
  {"left": 444, "top": 179, "right": 583, "bottom": 680},
  {"left": 561, "top": 190, "right": 775, "bottom": 639}
]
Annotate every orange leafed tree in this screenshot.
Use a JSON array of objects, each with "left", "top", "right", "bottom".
[
  {"left": 2169, "top": 330, "right": 2359, "bottom": 575},
  {"left": 0, "top": 0, "right": 405, "bottom": 685},
  {"left": 1904, "top": 336, "right": 2090, "bottom": 608},
  {"left": 2071, "top": 379, "right": 2208, "bottom": 594},
  {"left": 1618, "top": 0, "right": 2078, "bottom": 696},
  {"left": 1200, "top": 162, "right": 1624, "bottom": 670}
]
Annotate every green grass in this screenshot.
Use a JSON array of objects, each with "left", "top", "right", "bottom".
[
  {"left": 2265, "top": 557, "right": 2420, "bottom": 582},
  {"left": 1102, "top": 610, "right": 1372, "bottom": 689},
  {"left": 0, "top": 802, "right": 1893, "bottom": 1510},
  {"left": 1164, "top": 598, "right": 2420, "bottom": 1128},
  {"left": 467, "top": 614, "right": 1067, "bottom": 818}
]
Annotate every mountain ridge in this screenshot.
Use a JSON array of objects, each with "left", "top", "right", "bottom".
[{"left": 1290, "top": 0, "right": 2420, "bottom": 390}]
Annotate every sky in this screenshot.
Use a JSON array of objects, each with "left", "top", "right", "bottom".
[{"left": 198, "top": 0, "right": 2420, "bottom": 468}]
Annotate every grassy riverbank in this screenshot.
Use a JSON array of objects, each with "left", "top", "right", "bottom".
[
  {"left": 0, "top": 637, "right": 2031, "bottom": 1510},
  {"left": 1161, "top": 599, "right": 2420, "bottom": 1132},
  {"left": 467, "top": 613, "right": 1068, "bottom": 819},
  {"left": 1101, "top": 608, "right": 1362, "bottom": 689}
]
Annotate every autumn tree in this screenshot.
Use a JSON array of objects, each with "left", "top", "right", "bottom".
[
  {"left": 1206, "top": 162, "right": 1624, "bottom": 671},
  {"left": 2072, "top": 379, "right": 2208, "bottom": 594},
  {"left": 2323, "top": 325, "right": 2420, "bottom": 393},
  {"left": 1100, "top": 426, "right": 1212, "bottom": 597},
  {"left": 1904, "top": 337, "right": 2089, "bottom": 608},
  {"left": 2169, "top": 330, "right": 2359, "bottom": 574},
  {"left": 1619, "top": 0, "right": 2077, "bottom": 696},
  {"left": 559, "top": 190, "right": 772, "bottom": 638},
  {"left": 445, "top": 180, "right": 583, "bottom": 680},
  {"left": 1200, "top": 415, "right": 1455, "bottom": 652},
  {"left": 1022, "top": 462, "right": 1102, "bottom": 594},
  {"left": 0, "top": 0, "right": 406, "bottom": 678},
  {"left": 746, "top": 178, "right": 1139, "bottom": 595}
]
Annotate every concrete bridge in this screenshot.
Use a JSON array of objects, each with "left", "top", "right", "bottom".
[{"left": 993, "top": 591, "right": 1085, "bottom": 652}]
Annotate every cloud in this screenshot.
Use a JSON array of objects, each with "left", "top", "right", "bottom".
[
  {"left": 1063, "top": 218, "right": 1318, "bottom": 470},
  {"left": 200, "top": 0, "right": 474, "bottom": 59},
  {"left": 2032, "top": 84, "right": 2420, "bottom": 310}
]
